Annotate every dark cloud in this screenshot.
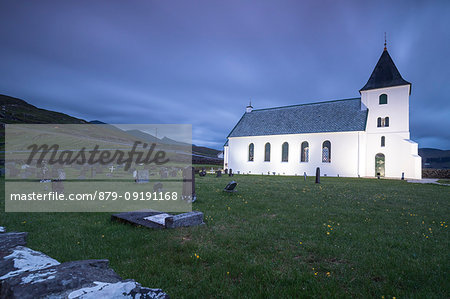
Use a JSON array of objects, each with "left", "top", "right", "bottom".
[{"left": 1, "top": 0, "right": 449, "bottom": 149}]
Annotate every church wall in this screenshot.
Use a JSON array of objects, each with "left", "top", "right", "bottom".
[
  {"left": 227, "top": 131, "right": 362, "bottom": 177},
  {"left": 364, "top": 131, "right": 421, "bottom": 179},
  {"left": 361, "top": 85, "right": 410, "bottom": 134}
]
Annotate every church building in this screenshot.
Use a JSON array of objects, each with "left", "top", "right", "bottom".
[{"left": 223, "top": 46, "right": 422, "bottom": 179}]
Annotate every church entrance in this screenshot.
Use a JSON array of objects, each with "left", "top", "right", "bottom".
[{"left": 375, "top": 153, "right": 385, "bottom": 177}]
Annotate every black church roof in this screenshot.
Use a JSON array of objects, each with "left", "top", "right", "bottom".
[{"left": 360, "top": 49, "right": 411, "bottom": 91}]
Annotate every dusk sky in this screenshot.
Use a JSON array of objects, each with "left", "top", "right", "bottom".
[{"left": 1, "top": 0, "right": 449, "bottom": 149}]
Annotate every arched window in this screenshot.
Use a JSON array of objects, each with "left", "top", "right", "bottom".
[
  {"left": 379, "top": 94, "right": 388, "bottom": 105},
  {"left": 264, "top": 143, "right": 271, "bottom": 162},
  {"left": 282, "top": 142, "right": 289, "bottom": 162},
  {"left": 322, "top": 140, "right": 331, "bottom": 163},
  {"left": 301, "top": 141, "right": 309, "bottom": 162},
  {"left": 381, "top": 136, "right": 385, "bottom": 147},
  {"left": 378, "top": 117, "right": 390, "bottom": 127},
  {"left": 248, "top": 143, "right": 254, "bottom": 161}
]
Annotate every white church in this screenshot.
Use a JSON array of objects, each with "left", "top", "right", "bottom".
[{"left": 223, "top": 46, "right": 422, "bottom": 179}]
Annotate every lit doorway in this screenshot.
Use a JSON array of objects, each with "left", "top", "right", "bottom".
[{"left": 375, "top": 153, "right": 385, "bottom": 177}]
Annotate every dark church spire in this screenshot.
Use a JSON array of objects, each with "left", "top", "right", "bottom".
[{"left": 360, "top": 46, "right": 411, "bottom": 92}]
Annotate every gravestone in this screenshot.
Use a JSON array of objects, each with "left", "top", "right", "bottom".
[
  {"left": 199, "top": 168, "right": 206, "bottom": 177},
  {"left": 95, "top": 165, "right": 104, "bottom": 174},
  {"left": 39, "top": 165, "right": 51, "bottom": 182},
  {"left": 109, "top": 165, "right": 116, "bottom": 173},
  {"left": 272, "top": 172, "right": 276, "bottom": 175},
  {"left": 170, "top": 168, "right": 178, "bottom": 177},
  {"left": 52, "top": 180, "right": 64, "bottom": 194},
  {"left": 401, "top": 172, "right": 404, "bottom": 180},
  {"left": 8, "top": 167, "right": 20, "bottom": 178},
  {"left": 136, "top": 170, "right": 149, "bottom": 183},
  {"left": 223, "top": 181, "right": 237, "bottom": 192},
  {"left": 78, "top": 168, "right": 87, "bottom": 180},
  {"left": 182, "top": 166, "right": 196, "bottom": 202},
  {"left": 304, "top": 172, "right": 307, "bottom": 181},
  {"left": 57, "top": 169, "right": 66, "bottom": 180},
  {"left": 52, "top": 169, "right": 66, "bottom": 194},
  {"left": 224, "top": 169, "right": 228, "bottom": 175},
  {"left": 20, "top": 171, "right": 31, "bottom": 179},
  {"left": 165, "top": 211, "right": 204, "bottom": 228},
  {"left": 315, "top": 167, "right": 320, "bottom": 184},
  {"left": 237, "top": 171, "right": 240, "bottom": 174},
  {"left": 228, "top": 169, "right": 233, "bottom": 177},
  {"left": 216, "top": 170, "right": 222, "bottom": 177},
  {"left": 153, "top": 182, "right": 163, "bottom": 192},
  {"left": 90, "top": 167, "right": 96, "bottom": 178}
]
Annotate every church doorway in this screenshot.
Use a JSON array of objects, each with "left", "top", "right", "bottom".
[{"left": 375, "top": 153, "right": 385, "bottom": 177}]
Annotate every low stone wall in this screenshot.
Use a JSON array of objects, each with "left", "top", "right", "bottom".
[{"left": 422, "top": 168, "right": 450, "bottom": 179}]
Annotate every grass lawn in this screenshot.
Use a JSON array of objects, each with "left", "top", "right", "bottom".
[{"left": 1, "top": 175, "right": 449, "bottom": 298}]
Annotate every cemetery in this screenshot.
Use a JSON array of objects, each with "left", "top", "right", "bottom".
[{"left": 0, "top": 173, "right": 448, "bottom": 298}]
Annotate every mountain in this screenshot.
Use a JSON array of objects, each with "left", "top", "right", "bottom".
[
  {"left": 89, "top": 120, "right": 106, "bottom": 124},
  {"left": 0, "top": 94, "right": 223, "bottom": 164},
  {"left": 161, "top": 136, "right": 191, "bottom": 147},
  {"left": 0, "top": 94, "right": 87, "bottom": 124},
  {"left": 419, "top": 148, "right": 450, "bottom": 169},
  {"left": 125, "top": 129, "right": 161, "bottom": 144},
  {"left": 193, "top": 145, "right": 221, "bottom": 157}
]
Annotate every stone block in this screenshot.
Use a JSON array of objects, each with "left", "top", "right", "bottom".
[
  {"left": 0, "top": 246, "right": 60, "bottom": 281},
  {"left": 165, "top": 211, "right": 204, "bottom": 228},
  {"left": 0, "top": 232, "right": 28, "bottom": 252}
]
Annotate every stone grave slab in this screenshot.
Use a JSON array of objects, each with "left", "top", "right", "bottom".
[
  {"left": 0, "top": 246, "right": 60, "bottom": 281},
  {"left": 165, "top": 211, "right": 204, "bottom": 228},
  {"left": 0, "top": 259, "right": 168, "bottom": 299},
  {"left": 0, "top": 232, "right": 28, "bottom": 252},
  {"left": 111, "top": 211, "right": 166, "bottom": 229},
  {"left": 223, "top": 181, "right": 238, "bottom": 193},
  {"left": 136, "top": 170, "right": 149, "bottom": 183},
  {"left": 112, "top": 211, "right": 204, "bottom": 229},
  {"left": 143, "top": 213, "right": 172, "bottom": 226}
]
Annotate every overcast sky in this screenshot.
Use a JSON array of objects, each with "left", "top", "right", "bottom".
[{"left": 1, "top": 0, "right": 449, "bottom": 149}]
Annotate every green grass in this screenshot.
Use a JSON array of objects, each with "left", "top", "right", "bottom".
[
  {"left": 437, "top": 179, "right": 450, "bottom": 185},
  {"left": 1, "top": 175, "right": 449, "bottom": 298}
]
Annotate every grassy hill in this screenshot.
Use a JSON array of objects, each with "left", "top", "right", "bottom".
[
  {"left": 419, "top": 148, "right": 450, "bottom": 169},
  {"left": 0, "top": 94, "right": 87, "bottom": 124},
  {"left": 0, "top": 93, "right": 222, "bottom": 164}
]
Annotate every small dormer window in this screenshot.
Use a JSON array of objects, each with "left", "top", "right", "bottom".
[
  {"left": 379, "top": 94, "right": 388, "bottom": 105},
  {"left": 381, "top": 136, "right": 385, "bottom": 147}
]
